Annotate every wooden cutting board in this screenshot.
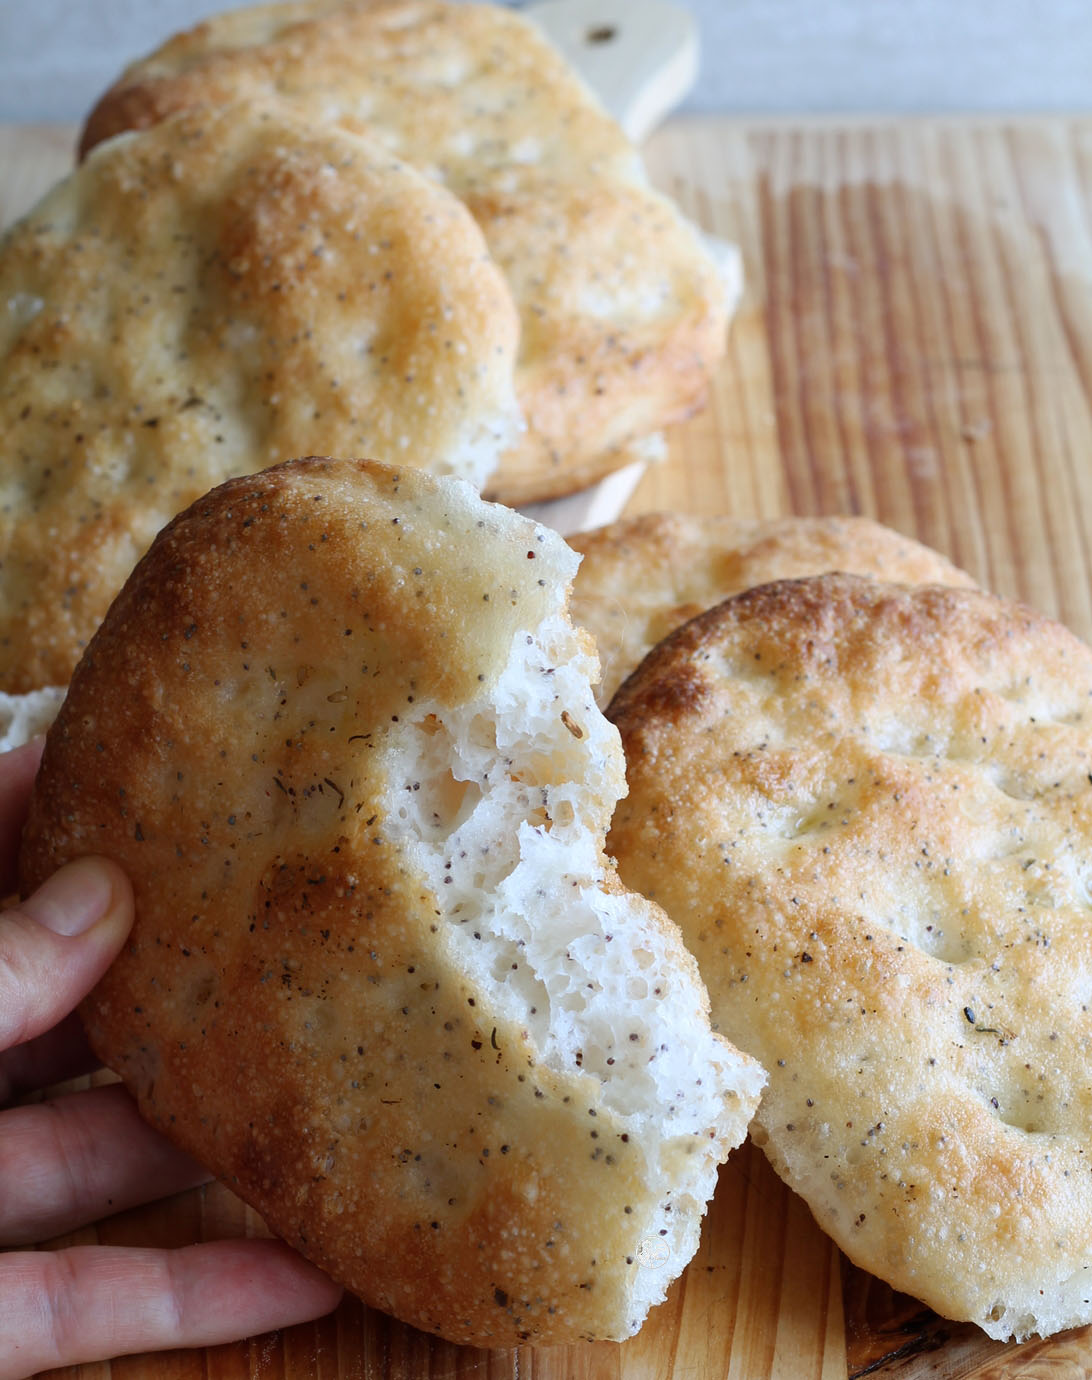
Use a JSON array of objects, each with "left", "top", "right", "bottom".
[{"left": 4, "top": 113, "right": 1092, "bottom": 1379}]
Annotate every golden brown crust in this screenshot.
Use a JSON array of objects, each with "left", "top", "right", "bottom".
[
  {"left": 569, "top": 513, "right": 976, "bottom": 705},
  {"left": 0, "top": 101, "right": 518, "bottom": 692},
  {"left": 21, "top": 458, "right": 758, "bottom": 1345},
  {"left": 608, "top": 574, "right": 1092, "bottom": 1340},
  {"left": 475, "top": 186, "right": 726, "bottom": 506},
  {"left": 78, "top": 0, "right": 729, "bottom": 504}
]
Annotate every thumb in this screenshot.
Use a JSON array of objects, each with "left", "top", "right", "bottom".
[{"left": 0, "top": 858, "right": 134, "bottom": 1052}]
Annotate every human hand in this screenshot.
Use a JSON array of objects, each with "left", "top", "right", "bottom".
[{"left": 0, "top": 740, "right": 342, "bottom": 1378}]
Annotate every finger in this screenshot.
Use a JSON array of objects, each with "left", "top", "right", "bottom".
[
  {"left": 0, "top": 740, "right": 45, "bottom": 896},
  {"left": 0, "top": 856, "right": 133, "bottom": 1051},
  {"left": 0, "top": 1239, "right": 343, "bottom": 1378},
  {"left": 0, "top": 1012, "right": 100, "bottom": 1105},
  {"left": 0, "top": 1082, "right": 212, "bottom": 1246}
]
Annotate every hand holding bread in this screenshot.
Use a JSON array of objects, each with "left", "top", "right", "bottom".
[{"left": 0, "top": 742, "right": 343, "bottom": 1378}]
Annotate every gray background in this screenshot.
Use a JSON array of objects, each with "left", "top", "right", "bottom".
[{"left": 0, "top": 0, "right": 1088, "bottom": 123}]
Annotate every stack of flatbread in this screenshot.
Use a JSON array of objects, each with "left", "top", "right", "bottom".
[
  {"left": 79, "top": 0, "right": 734, "bottom": 507},
  {"left": 0, "top": 0, "right": 732, "bottom": 705}
]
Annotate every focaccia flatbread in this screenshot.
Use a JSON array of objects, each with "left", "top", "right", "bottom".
[
  {"left": 22, "top": 458, "right": 763, "bottom": 1346},
  {"left": 609, "top": 573, "right": 1092, "bottom": 1341},
  {"left": 569, "top": 513, "right": 975, "bottom": 705},
  {"left": 0, "top": 101, "right": 519, "bottom": 691}
]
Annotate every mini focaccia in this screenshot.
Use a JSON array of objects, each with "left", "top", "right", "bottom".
[
  {"left": 77, "top": 0, "right": 731, "bottom": 505},
  {"left": 0, "top": 100, "right": 519, "bottom": 693},
  {"left": 20, "top": 458, "right": 763, "bottom": 1347},
  {"left": 569, "top": 513, "right": 976, "bottom": 706},
  {"left": 607, "top": 573, "right": 1092, "bottom": 1341}
]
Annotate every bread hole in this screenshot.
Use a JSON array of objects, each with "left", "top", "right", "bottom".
[
  {"left": 994, "top": 683, "right": 1036, "bottom": 706},
  {"left": 1050, "top": 706, "right": 1090, "bottom": 727},
  {"left": 975, "top": 1065, "right": 1058, "bottom": 1135},
  {"left": 702, "top": 648, "right": 773, "bottom": 691},
  {"left": 991, "top": 1099, "right": 1045, "bottom": 1135},
  {"left": 225, "top": 320, "right": 258, "bottom": 350},
  {"left": 181, "top": 969, "right": 219, "bottom": 1020},
  {"left": 431, "top": 770, "right": 480, "bottom": 836},
  {"left": 784, "top": 805, "right": 838, "bottom": 838},
  {"left": 395, "top": 717, "right": 486, "bottom": 844},
  {"left": 895, "top": 919, "right": 976, "bottom": 966},
  {"left": 1071, "top": 875, "right": 1092, "bottom": 919},
  {"left": 381, "top": 4, "right": 419, "bottom": 32},
  {"left": 982, "top": 763, "right": 1040, "bottom": 802},
  {"left": 992, "top": 683, "right": 1088, "bottom": 727},
  {"left": 466, "top": 712, "right": 498, "bottom": 753},
  {"left": 976, "top": 826, "right": 1031, "bottom": 861},
  {"left": 548, "top": 972, "right": 597, "bottom": 1010}
]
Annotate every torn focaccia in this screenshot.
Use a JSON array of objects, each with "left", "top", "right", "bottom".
[{"left": 21, "top": 457, "right": 763, "bottom": 1346}]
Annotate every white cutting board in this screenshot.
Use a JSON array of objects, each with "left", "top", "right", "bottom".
[{"left": 529, "top": 0, "right": 698, "bottom": 143}]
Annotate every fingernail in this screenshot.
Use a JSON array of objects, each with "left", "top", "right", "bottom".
[{"left": 21, "top": 857, "right": 117, "bottom": 937}]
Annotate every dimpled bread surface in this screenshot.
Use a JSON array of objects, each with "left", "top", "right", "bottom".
[
  {"left": 568, "top": 512, "right": 977, "bottom": 705},
  {"left": 607, "top": 573, "right": 1092, "bottom": 1340},
  {"left": 20, "top": 458, "right": 763, "bottom": 1347},
  {"left": 0, "top": 100, "right": 520, "bottom": 693},
  {"left": 78, "top": 0, "right": 731, "bottom": 505}
]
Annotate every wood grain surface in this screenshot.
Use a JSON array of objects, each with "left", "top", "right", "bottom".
[{"left": 4, "top": 114, "right": 1092, "bottom": 1378}]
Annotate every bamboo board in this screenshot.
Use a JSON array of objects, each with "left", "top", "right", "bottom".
[{"left": 4, "top": 113, "right": 1092, "bottom": 1378}]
